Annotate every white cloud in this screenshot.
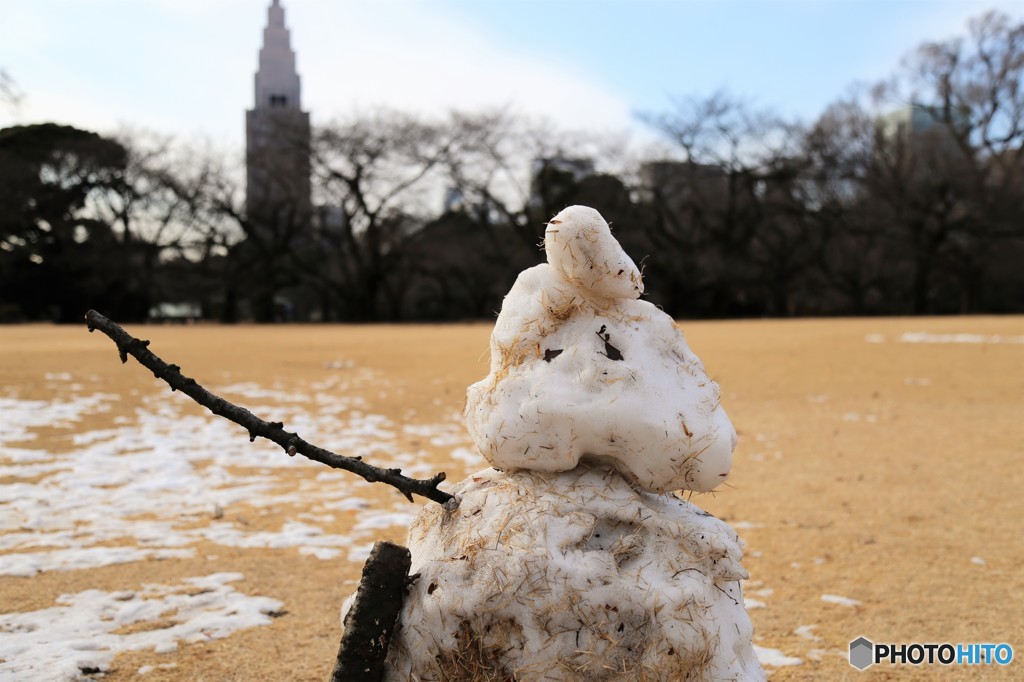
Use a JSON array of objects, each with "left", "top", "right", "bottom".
[
  {"left": 1, "top": 0, "right": 635, "bottom": 147},
  {"left": 296, "top": 1, "right": 634, "bottom": 132}
]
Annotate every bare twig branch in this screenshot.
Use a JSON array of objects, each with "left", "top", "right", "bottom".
[{"left": 84, "top": 309, "right": 454, "bottom": 505}]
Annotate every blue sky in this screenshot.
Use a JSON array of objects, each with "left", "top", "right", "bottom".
[{"left": 1, "top": 0, "right": 1020, "bottom": 149}]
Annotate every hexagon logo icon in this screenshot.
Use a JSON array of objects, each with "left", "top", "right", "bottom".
[{"left": 849, "top": 636, "right": 874, "bottom": 670}]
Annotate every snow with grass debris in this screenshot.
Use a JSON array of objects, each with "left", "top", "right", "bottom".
[
  {"left": 385, "top": 467, "right": 761, "bottom": 679},
  {"left": 371, "top": 207, "right": 768, "bottom": 680},
  {"left": 465, "top": 206, "right": 736, "bottom": 494}
]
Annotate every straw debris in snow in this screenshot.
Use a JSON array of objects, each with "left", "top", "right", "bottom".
[
  {"left": 376, "top": 466, "right": 763, "bottom": 681},
  {"left": 465, "top": 206, "right": 736, "bottom": 493},
  {"left": 340, "top": 206, "right": 762, "bottom": 679}
]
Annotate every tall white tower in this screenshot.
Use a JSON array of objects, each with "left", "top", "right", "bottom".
[
  {"left": 246, "top": 0, "right": 311, "bottom": 227},
  {"left": 253, "top": 0, "right": 302, "bottom": 111}
]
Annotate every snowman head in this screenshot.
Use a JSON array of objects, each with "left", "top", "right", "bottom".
[
  {"left": 466, "top": 206, "right": 736, "bottom": 493},
  {"left": 544, "top": 206, "right": 644, "bottom": 304}
]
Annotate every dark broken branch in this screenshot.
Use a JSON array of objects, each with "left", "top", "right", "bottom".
[
  {"left": 331, "top": 541, "right": 411, "bottom": 681},
  {"left": 84, "top": 309, "right": 454, "bottom": 505}
]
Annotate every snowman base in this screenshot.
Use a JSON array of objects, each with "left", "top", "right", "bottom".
[{"left": 350, "top": 465, "right": 764, "bottom": 681}]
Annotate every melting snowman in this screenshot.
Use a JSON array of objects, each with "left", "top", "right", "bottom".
[{"left": 364, "top": 206, "right": 763, "bottom": 680}]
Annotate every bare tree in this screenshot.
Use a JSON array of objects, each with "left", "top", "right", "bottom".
[
  {"left": 856, "top": 11, "right": 1024, "bottom": 313},
  {"left": 309, "top": 110, "right": 453, "bottom": 320},
  {"left": 79, "top": 131, "right": 246, "bottom": 320},
  {"left": 641, "top": 93, "right": 820, "bottom": 316},
  {"left": 419, "top": 111, "right": 640, "bottom": 319},
  {"left": 442, "top": 110, "right": 600, "bottom": 247},
  {"left": 802, "top": 96, "right": 891, "bottom": 313},
  {"left": 0, "top": 68, "right": 22, "bottom": 113}
]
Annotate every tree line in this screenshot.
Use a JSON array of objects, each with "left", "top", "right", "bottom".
[{"left": 1, "top": 11, "right": 1021, "bottom": 323}]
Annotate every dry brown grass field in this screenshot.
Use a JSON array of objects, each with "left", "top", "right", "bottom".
[{"left": 1, "top": 316, "right": 1021, "bottom": 680}]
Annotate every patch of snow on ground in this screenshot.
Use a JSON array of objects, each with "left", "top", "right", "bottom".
[
  {"left": 0, "top": 572, "right": 280, "bottom": 681},
  {"left": 299, "top": 547, "right": 342, "bottom": 560},
  {"left": 743, "top": 585, "right": 773, "bottom": 610},
  {"left": 754, "top": 645, "right": 802, "bottom": 667},
  {"left": 347, "top": 542, "right": 376, "bottom": 562},
  {"left": 0, "top": 375, "right": 502, "bottom": 672},
  {"left": 215, "top": 382, "right": 309, "bottom": 403},
  {"left": 806, "top": 647, "right": 844, "bottom": 661},
  {"left": 448, "top": 446, "right": 484, "bottom": 467},
  {"left": 732, "top": 521, "right": 763, "bottom": 529},
  {"left": 0, "top": 547, "right": 195, "bottom": 578},
  {"left": 0, "top": 394, "right": 117, "bottom": 445},
  {"left": 196, "top": 521, "right": 355, "bottom": 553},
  {"left": 0, "top": 378, "right": 470, "bottom": 577},
  {"left": 900, "top": 332, "right": 1024, "bottom": 344},
  {"left": 353, "top": 512, "right": 417, "bottom": 531},
  {"left": 821, "top": 594, "right": 862, "bottom": 607},
  {"left": 403, "top": 421, "right": 468, "bottom": 448},
  {"left": 794, "top": 625, "right": 821, "bottom": 642}
]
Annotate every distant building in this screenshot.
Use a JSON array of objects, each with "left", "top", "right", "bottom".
[
  {"left": 148, "top": 301, "right": 202, "bottom": 323},
  {"left": 530, "top": 156, "right": 595, "bottom": 183},
  {"left": 528, "top": 156, "right": 595, "bottom": 210},
  {"left": 877, "top": 103, "right": 968, "bottom": 159},
  {"left": 879, "top": 104, "right": 947, "bottom": 139},
  {"left": 637, "top": 160, "right": 727, "bottom": 205},
  {"left": 246, "top": 0, "right": 311, "bottom": 229},
  {"left": 443, "top": 186, "right": 466, "bottom": 214}
]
